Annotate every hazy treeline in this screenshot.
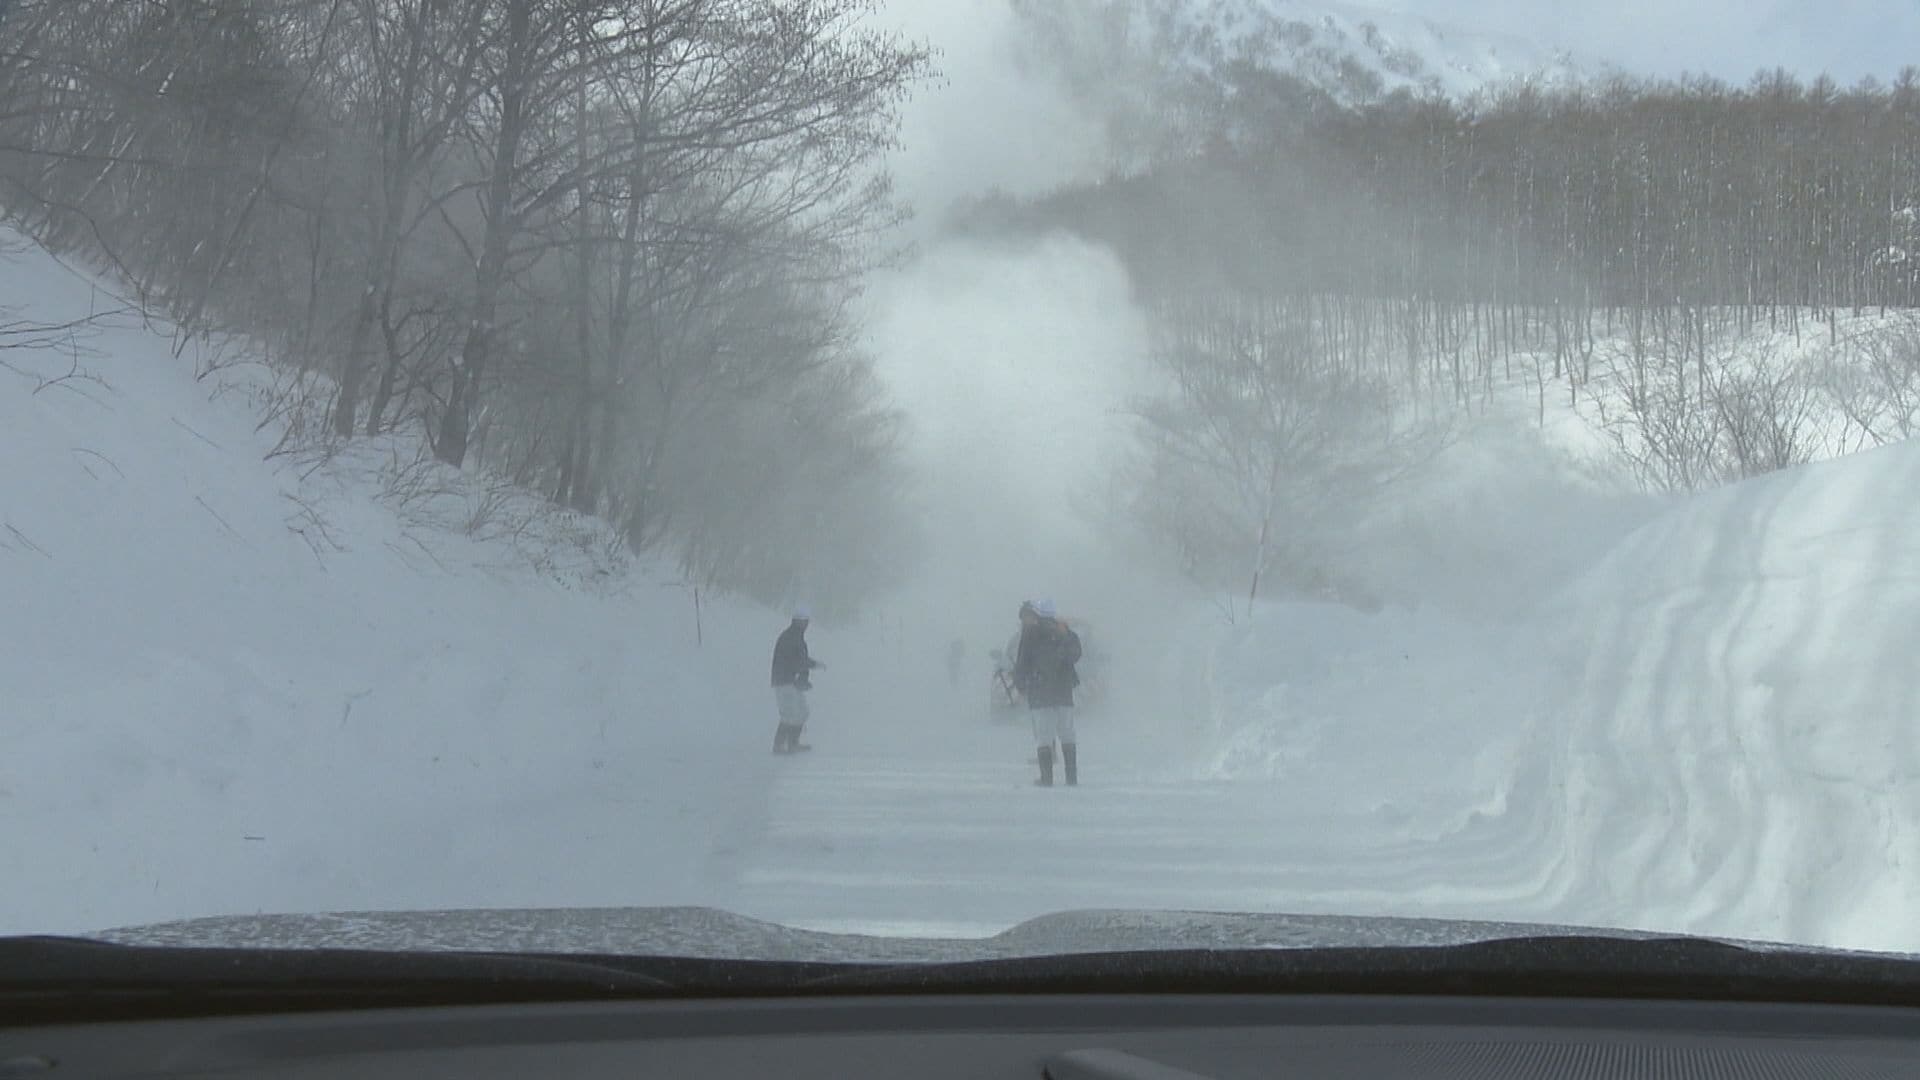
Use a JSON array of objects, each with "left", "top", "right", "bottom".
[
  {"left": 0, "top": 0, "right": 931, "bottom": 611},
  {"left": 1326, "top": 74, "right": 1920, "bottom": 314},
  {"left": 968, "top": 68, "right": 1920, "bottom": 377},
  {"left": 963, "top": 56, "right": 1920, "bottom": 603}
]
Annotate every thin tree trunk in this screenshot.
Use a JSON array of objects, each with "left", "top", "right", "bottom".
[
  {"left": 365, "top": 297, "right": 405, "bottom": 434},
  {"left": 331, "top": 287, "right": 378, "bottom": 436},
  {"left": 437, "top": 1, "right": 529, "bottom": 468},
  {"left": 563, "top": 25, "right": 596, "bottom": 513}
]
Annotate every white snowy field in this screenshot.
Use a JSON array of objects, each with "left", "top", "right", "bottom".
[{"left": 7, "top": 230, "right": 1920, "bottom": 955}]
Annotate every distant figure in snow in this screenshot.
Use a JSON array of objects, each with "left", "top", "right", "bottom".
[
  {"left": 1012, "top": 597, "right": 1082, "bottom": 786},
  {"left": 770, "top": 607, "right": 824, "bottom": 755},
  {"left": 947, "top": 637, "right": 966, "bottom": 687}
]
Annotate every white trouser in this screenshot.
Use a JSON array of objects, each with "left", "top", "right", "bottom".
[
  {"left": 774, "top": 685, "right": 810, "bottom": 729},
  {"left": 1030, "top": 706, "right": 1075, "bottom": 748}
]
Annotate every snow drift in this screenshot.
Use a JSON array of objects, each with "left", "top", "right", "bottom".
[
  {"left": 0, "top": 236, "right": 796, "bottom": 931},
  {"left": 1535, "top": 437, "right": 1920, "bottom": 950}
]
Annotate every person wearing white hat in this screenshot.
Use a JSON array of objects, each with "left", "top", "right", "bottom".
[
  {"left": 1011, "top": 596, "right": 1083, "bottom": 786},
  {"left": 769, "top": 606, "right": 823, "bottom": 754}
]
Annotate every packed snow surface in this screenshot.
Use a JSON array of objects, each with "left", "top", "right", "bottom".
[{"left": 6, "top": 233, "right": 1920, "bottom": 955}]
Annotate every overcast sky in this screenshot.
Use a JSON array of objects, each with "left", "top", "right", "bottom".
[{"left": 1385, "top": 0, "right": 1920, "bottom": 85}]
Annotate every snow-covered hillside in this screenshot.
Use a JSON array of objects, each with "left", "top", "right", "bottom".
[
  {"left": 1011, "top": 0, "right": 1598, "bottom": 153},
  {"left": 1160, "top": 0, "right": 1591, "bottom": 101},
  {"left": 0, "top": 235, "right": 797, "bottom": 931}
]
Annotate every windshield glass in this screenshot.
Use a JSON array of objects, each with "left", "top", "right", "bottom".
[{"left": 4, "top": 0, "right": 1918, "bottom": 960}]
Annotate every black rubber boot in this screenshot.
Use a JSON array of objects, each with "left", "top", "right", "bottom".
[
  {"left": 1062, "top": 743, "right": 1078, "bottom": 786},
  {"left": 1035, "top": 744, "right": 1055, "bottom": 787},
  {"left": 773, "top": 724, "right": 795, "bottom": 754}
]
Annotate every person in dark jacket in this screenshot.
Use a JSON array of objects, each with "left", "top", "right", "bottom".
[
  {"left": 1012, "top": 597, "right": 1082, "bottom": 786},
  {"left": 1000, "top": 600, "right": 1041, "bottom": 692},
  {"left": 770, "top": 606, "right": 823, "bottom": 754}
]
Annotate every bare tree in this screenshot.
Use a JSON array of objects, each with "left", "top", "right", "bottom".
[
  {"left": 1827, "top": 315, "right": 1920, "bottom": 445},
  {"left": 0, "top": 0, "right": 935, "bottom": 614},
  {"left": 1128, "top": 296, "right": 1447, "bottom": 611},
  {"left": 318, "top": 0, "right": 490, "bottom": 438},
  {"left": 1594, "top": 341, "right": 1821, "bottom": 492}
]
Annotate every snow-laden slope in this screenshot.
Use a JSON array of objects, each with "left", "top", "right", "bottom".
[
  {"left": 1193, "top": 427, "right": 1920, "bottom": 952},
  {"left": 1532, "top": 437, "right": 1920, "bottom": 950},
  {"left": 0, "top": 236, "right": 800, "bottom": 931},
  {"left": 1165, "top": 0, "right": 1590, "bottom": 101},
  {"left": 1013, "top": 0, "right": 1596, "bottom": 149}
]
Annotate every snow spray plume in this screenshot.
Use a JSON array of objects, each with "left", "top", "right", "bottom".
[{"left": 820, "top": 0, "right": 1196, "bottom": 740}]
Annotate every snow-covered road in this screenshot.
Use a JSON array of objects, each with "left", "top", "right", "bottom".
[{"left": 722, "top": 714, "right": 1558, "bottom": 939}]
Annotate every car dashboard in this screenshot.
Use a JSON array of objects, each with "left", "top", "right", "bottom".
[{"left": 7, "top": 991, "right": 1920, "bottom": 1079}]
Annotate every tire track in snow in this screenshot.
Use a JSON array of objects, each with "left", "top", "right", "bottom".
[
  {"left": 727, "top": 721, "right": 1579, "bottom": 936},
  {"left": 1540, "top": 450, "right": 1920, "bottom": 950}
]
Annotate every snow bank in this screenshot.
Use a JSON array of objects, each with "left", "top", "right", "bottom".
[
  {"left": 1535, "top": 437, "right": 1920, "bottom": 950},
  {"left": 0, "top": 237, "right": 790, "bottom": 931},
  {"left": 1192, "top": 387, "right": 1920, "bottom": 951}
]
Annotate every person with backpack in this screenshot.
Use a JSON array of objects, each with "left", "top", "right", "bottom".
[
  {"left": 1011, "top": 597, "right": 1082, "bottom": 786},
  {"left": 770, "top": 607, "right": 823, "bottom": 755},
  {"left": 989, "top": 601, "right": 1041, "bottom": 722}
]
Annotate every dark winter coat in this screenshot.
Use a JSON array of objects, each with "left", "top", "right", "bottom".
[
  {"left": 770, "top": 622, "right": 819, "bottom": 688},
  {"left": 1013, "top": 619, "right": 1081, "bottom": 708}
]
